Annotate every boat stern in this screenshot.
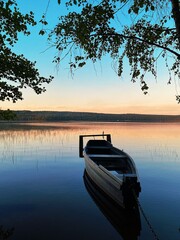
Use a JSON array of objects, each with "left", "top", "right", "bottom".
[{"left": 121, "top": 175, "right": 141, "bottom": 209}]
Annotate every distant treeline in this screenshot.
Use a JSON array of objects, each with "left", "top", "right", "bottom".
[
  {"left": 0, "top": 109, "right": 16, "bottom": 120},
  {"left": 9, "top": 111, "right": 180, "bottom": 122}
]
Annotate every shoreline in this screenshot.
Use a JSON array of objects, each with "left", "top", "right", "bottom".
[{"left": 1, "top": 110, "right": 180, "bottom": 123}]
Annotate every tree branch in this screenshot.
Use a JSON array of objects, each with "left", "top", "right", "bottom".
[
  {"left": 171, "top": 0, "right": 180, "bottom": 49},
  {"left": 95, "top": 32, "right": 180, "bottom": 59}
]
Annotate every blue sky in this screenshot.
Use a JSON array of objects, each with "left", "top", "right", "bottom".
[{"left": 1, "top": 0, "right": 180, "bottom": 114}]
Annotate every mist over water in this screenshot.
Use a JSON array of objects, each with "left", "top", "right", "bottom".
[{"left": 0, "top": 122, "right": 180, "bottom": 240}]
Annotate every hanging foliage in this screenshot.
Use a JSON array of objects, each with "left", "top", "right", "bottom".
[
  {"left": 0, "top": 0, "right": 53, "bottom": 102},
  {"left": 48, "top": 0, "right": 180, "bottom": 102}
]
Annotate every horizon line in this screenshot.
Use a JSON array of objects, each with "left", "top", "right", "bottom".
[{"left": 10, "top": 109, "right": 180, "bottom": 116}]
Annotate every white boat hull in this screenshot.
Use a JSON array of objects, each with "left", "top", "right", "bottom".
[
  {"left": 79, "top": 134, "right": 141, "bottom": 209},
  {"left": 84, "top": 153, "right": 126, "bottom": 208}
]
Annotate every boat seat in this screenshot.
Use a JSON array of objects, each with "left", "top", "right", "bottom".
[
  {"left": 86, "top": 147, "right": 115, "bottom": 155},
  {"left": 88, "top": 154, "right": 125, "bottom": 158},
  {"left": 87, "top": 146, "right": 111, "bottom": 149}
]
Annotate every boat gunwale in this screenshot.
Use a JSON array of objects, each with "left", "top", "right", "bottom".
[{"left": 84, "top": 152, "right": 123, "bottom": 189}]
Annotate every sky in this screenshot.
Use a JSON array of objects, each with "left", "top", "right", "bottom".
[{"left": 1, "top": 0, "right": 180, "bottom": 115}]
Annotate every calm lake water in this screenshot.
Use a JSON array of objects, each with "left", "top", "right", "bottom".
[{"left": 0, "top": 122, "right": 179, "bottom": 240}]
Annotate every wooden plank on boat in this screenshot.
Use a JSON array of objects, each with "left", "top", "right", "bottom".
[
  {"left": 86, "top": 146, "right": 111, "bottom": 148},
  {"left": 99, "top": 165, "right": 123, "bottom": 186},
  {"left": 123, "top": 173, "right": 137, "bottom": 178},
  {"left": 88, "top": 154, "right": 125, "bottom": 158}
]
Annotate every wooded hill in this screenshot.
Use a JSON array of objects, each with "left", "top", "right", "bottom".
[{"left": 12, "top": 111, "right": 180, "bottom": 122}]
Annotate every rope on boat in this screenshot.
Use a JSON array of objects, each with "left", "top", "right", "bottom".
[{"left": 133, "top": 191, "right": 160, "bottom": 240}]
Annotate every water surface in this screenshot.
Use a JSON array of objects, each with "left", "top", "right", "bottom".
[{"left": 0, "top": 122, "right": 179, "bottom": 240}]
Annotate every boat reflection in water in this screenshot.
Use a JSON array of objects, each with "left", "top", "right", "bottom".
[{"left": 83, "top": 170, "right": 141, "bottom": 240}]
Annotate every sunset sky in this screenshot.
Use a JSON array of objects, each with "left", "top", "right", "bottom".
[{"left": 1, "top": 0, "right": 180, "bottom": 115}]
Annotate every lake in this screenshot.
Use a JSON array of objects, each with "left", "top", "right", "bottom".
[{"left": 0, "top": 122, "right": 179, "bottom": 240}]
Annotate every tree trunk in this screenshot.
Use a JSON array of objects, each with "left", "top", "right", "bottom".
[{"left": 171, "top": 0, "right": 180, "bottom": 51}]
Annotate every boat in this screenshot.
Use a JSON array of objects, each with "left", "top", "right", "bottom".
[
  {"left": 79, "top": 134, "right": 141, "bottom": 209},
  {"left": 83, "top": 170, "right": 141, "bottom": 240}
]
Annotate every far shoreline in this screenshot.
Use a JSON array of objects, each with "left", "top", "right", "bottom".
[{"left": 1, "top": 110, "right": 180, "bottom": 123}]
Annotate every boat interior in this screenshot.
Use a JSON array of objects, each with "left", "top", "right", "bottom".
[{"left": 86, "top": 140, "right": 132, "bottom": 174}]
